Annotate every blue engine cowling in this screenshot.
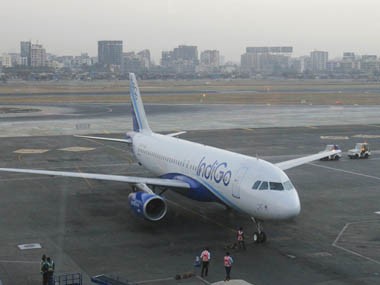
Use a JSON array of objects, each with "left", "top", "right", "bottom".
[{"left": 128, "top": 192, "right": 167, "bottom": 222}]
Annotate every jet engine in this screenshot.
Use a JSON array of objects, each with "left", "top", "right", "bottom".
[{"left": 128, "top": 192, "right": 167, "bottom": 221}]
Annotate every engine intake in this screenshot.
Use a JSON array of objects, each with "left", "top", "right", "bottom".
[{"left": 128, "top": 192, "right": 167, "bottom": 221}]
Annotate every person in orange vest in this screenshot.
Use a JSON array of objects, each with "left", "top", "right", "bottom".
[
  {"left": 200, "top": 247, "right": 211, "bottom": 277},
  {"left": 237, "top": 227, "right": 246, "bottom": 250},
  {"left": 224, "top": 252, "right": 234, "bottom": 281}
]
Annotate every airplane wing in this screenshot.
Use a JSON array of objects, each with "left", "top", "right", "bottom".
[
  {"left": 0, "top": 168, "right": 190, "bottom": 188},
  {"left": 74, "top": 135, "right": 132, "bottom": 144},
  {"left": 275, "top": 149, "right": 342, "bottom": 171},
  {"left": 166, "top": 131, "right": 186, "bottom": 137}
]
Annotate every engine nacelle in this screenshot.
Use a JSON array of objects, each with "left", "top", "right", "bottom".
[{"left": 128, "top": 192, "right": 167, "bottom": 222}]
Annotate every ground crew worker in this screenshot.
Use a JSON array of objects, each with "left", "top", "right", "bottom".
[
  {"left": 237, "top": 227, "right": 246, "bottom": 250},
  {"left": 40, "top": 254, "right": 49, "bottom": 285},
  {"left": 200, "top": 247, "right": 211, "bottom": 277},
  {"left": 224, "top": 252, "right": 234, "bottom": 281},
  {"left": 47, "top": 257, "right": 55, "bottom": 285}
]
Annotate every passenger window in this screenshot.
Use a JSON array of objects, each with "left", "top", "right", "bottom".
[
  {"left": 252, "top": 180, "right": 261, "bottom": 190},
  {"left": 259, "top": 181, "right": 268, "bottom": 190},
  {"left": 270, "top": 182, "right": 284, "bottom": 191}
]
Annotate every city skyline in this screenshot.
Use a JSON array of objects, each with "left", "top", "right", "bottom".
[{"left": 2, "top": 0, "right": 380, "bottom": 62}]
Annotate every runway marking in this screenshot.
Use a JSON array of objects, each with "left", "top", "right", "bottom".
[
  {"left": 375, "top": 211, "right": 380, "bottom": 215},
  {"left": 306, "top": 126, "right": 318, "bottom": 129},
  {"left": 352, "top": 134, "right": 380, "bottom": 139},
  {"left": 332, "top": 220, "right": 380, "bottom": 266},
  {"left": 308, "top": 252, "right": 332, "bottom": 257},
  {"left": 167, "top": 199, "right": 236, "bottom": 234},
  {"left": 320, "top": 136, "right": 349, "bottom": 140},
  {"left": 76, "top": 166, "right": 93, "bottom": 189},
  {"left": 18, "top": 243, "right": 41, "bottom": 250},
  {"left": 243, "top": 128, "right": 254, "bottom": 132},
  {"left": 309, "top": 163, "right": 380, "bottom": 181},
  {"left": 58, "top": 146, "right": 95, "bottom": 152},
  {"left": 14, "top": 148, "right": 50, "bottom": 154}
]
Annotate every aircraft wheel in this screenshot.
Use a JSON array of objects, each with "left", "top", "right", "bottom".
[
  {"left": 253, "top": 232, "right": 260, "bottom": 243},
  {"left": 253, "top": 232, "right": 267, "bottom": 243},
  {"left": 259, "top": 232, "right": 267, "bottom": 243},
  {"left": 364, "top": 153, "right": 369, "bottom": 158}
]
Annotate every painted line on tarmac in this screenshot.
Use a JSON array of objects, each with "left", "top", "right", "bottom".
[
  {"left": 75, "top": 166, "right": 94, "bottom": 190},
  {"left": 58, "top": 146, "right": 95, "bottom": 152},
  {"left": 14, "top": 149, "right": 50, "bottom": 154},
  {"left": 352, "top": 134, "right": 380, "bottom": 139},
  {"left": 308, "top": 163, "right": 380, "bottom": 181},
  {"left": 167, "top": 199, "right": 236, "bottom": 233},
  {"left": 320, "top": 136, "right": 349, "bottom": 140},
  {"left": 332, "top": 220, "right": 380, "bottom": 266}
]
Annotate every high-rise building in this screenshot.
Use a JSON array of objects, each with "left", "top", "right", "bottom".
[
  {"left": 241, "top": 46, "right": 292, "bottom": 73},
  {"left": 310, "top": 51, "right": 328, "bottom": 72},
  {"left": 20, "top": 41, "right": 31, "bottom": 66},
  {"left": 161, "top": 51, "right": 174, "bottom": 67},
  {"left": 173, "top": 45, "right": 198, "bottom": 63},
  {"left": 160, "top": 45, "right": 199, "bottom": 73},
  {"left": 31, "top": 44, "right": 46, "bottom": 67},
  {"left": 137, "top": 49, "right": 151, "bottom": 69},
  {"left": 1, "top": 54, "right": 12, "bottom": 68},
  {"left": 200, "top": 50, "right": 220, "bottom": 67},
  {"left": 98, "top": 41, "right": 123, "bottom": 65}
]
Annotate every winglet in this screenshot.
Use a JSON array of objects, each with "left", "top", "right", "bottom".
[{"left": 129, "top": 73, "right": 152, "bottom": 133}]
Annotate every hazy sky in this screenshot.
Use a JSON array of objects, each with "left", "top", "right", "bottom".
[{"left": 2, "top": 0, "right": 380, "bottom": 62}]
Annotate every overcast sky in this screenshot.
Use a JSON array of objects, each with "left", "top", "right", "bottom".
[{"left": 2, "top": 0, "right": 380, "bottom": 62}]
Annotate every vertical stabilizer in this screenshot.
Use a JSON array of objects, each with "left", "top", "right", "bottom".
[{"left": 129, "top": 73, "right": 152, "bottom": 133}]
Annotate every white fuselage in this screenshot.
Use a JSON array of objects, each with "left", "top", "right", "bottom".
[{"left": 131, "top": 132, "right": 301, "bottom": 220}]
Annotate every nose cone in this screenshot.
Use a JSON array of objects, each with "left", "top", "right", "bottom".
[{"left": 283, "top": 189, "right": 301, "bottom": 219}]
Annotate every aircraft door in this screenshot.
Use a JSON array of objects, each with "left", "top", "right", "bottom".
[{"left": 232, "top": 167, "right": 248, "bottom": 199}]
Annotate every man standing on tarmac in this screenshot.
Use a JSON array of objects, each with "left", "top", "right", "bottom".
[
  {"left": 40, "top": 254, "right": 49, "bottom": 285},
  {"left": 47, "top": 256, "right": 55, "bottom": 285},
  {"left": 224, "top": 252, "right": 234, "bottom": 281},
  {"left": 237, "top": 227, "right": 246, "bottom": 250},
  {"left": 200, "top": 247, "right": 211, "bottom": 277}
]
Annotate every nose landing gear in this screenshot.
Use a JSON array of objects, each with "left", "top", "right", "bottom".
[{"left": 251, "top": 217, "right": 267, "bottom": 243}]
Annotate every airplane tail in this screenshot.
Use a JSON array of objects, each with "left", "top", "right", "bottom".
[{"left": 129, "top": 73, "right": 152, "bottom": 133}]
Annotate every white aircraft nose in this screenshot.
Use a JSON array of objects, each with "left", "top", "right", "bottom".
[{"left": 283, "top": 189, "right": 301, "bottom": 219}]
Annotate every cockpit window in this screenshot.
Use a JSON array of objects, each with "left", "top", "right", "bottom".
[
  {"left": 252, "top": 180, "right": 261, "bottom": 190},
  {"left": 259, "top": 181, "right": 268, "bottom": 190},
  {"left": 270, "top": 182, "right": 284, "bottom": 191},
  {"left": 283, "top": 180, "right": 294, "bottom": 191}
]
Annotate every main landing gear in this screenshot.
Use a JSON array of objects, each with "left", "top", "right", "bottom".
[{"left": 251, "top": 217, "right": 267, "bottom": 243}]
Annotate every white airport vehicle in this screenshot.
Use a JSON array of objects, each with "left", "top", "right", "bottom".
[
  {"left": 348, "top": 142, "right": 371, "bottom": 159},
  {"left": 319, "top": 144, "right": 342, "bottom": 161},
  {"left": 0, "top": 73, "right": 341, "bottom": 243}
]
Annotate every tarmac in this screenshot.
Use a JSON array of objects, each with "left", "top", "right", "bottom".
[{"left": 0, "top": 103, "right": 380, "bottom": 284}]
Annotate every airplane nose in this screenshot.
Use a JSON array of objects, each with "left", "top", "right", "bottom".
[{"left": 286, "top": 189, "right": 301, "bottom": 218}]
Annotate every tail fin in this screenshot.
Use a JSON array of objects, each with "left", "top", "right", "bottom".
[{"left": 129, "top": 73, "right": 152, "bottom": 133}]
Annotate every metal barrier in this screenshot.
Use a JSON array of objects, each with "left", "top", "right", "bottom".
[{"left": 54, "top": 273, "right": 82, "bottom": 285}]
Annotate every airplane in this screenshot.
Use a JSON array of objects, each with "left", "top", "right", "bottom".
[{"left": 0, "top": 73, "right": 341, "bottom": 243}]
